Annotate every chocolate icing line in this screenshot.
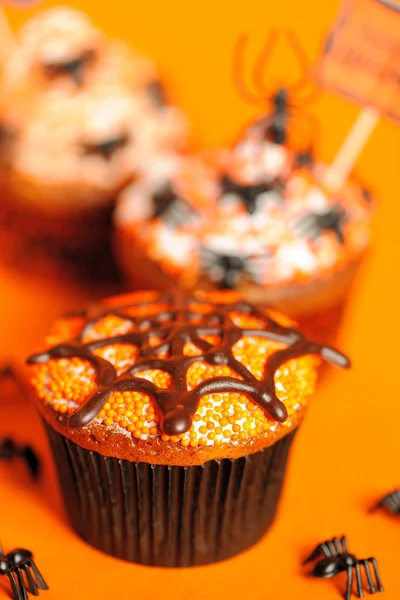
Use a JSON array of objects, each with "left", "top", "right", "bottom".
[{"left": 27, "top": 294, "right": 350, "bottom": 435}]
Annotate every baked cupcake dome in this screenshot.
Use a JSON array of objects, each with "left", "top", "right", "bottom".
[
  {"left": 28, "top": 290, "right": 349, "bottom": 463},
  {"left": 28, "top": 290, "right": 349, "bottom": 565}
]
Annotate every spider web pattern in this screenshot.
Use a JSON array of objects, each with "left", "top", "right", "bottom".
[{"left": 28, "top": 294, "right": 350, "bottom": 435}]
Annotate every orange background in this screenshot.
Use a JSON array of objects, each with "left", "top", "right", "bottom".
[{"left": 1, "top": 0, "right": 400, "bottom": 599}]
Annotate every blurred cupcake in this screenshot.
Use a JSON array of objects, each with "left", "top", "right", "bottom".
[
  {"left": 0, "top": 83, "right": 167, "bottom": 283},
  {"left": 27, "top": 290, "right": 349, "bottom": 565},
  {"left": 2, "top": 7, "right": 188, "bottom": 150},
  {"left": 115, "top": 121, "right": 373, "bottom": 341},
  {"left": 114, "top": 151, "right": 220, "bottom": 289}
]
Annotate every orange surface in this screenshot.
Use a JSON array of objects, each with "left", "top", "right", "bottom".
[{"left": 0, "top": 0, "right": 399, "bottom": 598}]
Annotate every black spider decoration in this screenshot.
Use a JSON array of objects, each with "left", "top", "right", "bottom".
[
  {"left": 151, "top": 183, "right": 199, "bottom": 228},
  {"left": 0, "top": 438, "right": 41, "bottom": 480},
  {"left": 42, "top": 48, "right": 97, "bottom": 87},
  {"left": 81, "top": 134, "right": 130, "bottom": 161},
  {"left": 373, "top": 489, "right": 400, "bottom": 515},
  {"left": 199, "top": 245, "right": 268, "bottom": 289},
  {"left": 294, "top": 204, "right": 348, "bottom": 244},
  {"left": 233, "top": 28, "right": 318, "bottom": 163},
  {"left": 0, "top": 545, "right": 48, "bottom": 600},
  {"left": 220, "top": 175, "right": 282, "bottom": 215},
  {"left": 303, "top": 535, "right": 384, "bottom": 600}
]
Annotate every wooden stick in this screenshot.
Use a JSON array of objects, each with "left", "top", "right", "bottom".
[
  {"left": 323, "top": 106, "right": 380, "bottom": 190},
  {"left": 0, "top": 4, "right": 15, "bottom": 67}
]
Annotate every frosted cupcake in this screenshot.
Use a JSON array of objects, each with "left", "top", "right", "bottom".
[
  {"left": 0, "top": 83, "right": 163, "bottom": 282},
  {"left": 115, "top": 127, "right": 373, "bottom": 341},
  {"left": 28, "top": 290, "right": 349, "bottom": 565}
]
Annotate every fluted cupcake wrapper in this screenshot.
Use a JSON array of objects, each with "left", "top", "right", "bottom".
[{"left": 45, "top": 423, "right": 297, "bottom": 567}]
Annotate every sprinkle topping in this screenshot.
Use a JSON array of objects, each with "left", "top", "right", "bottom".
[{"left": 28, "top": 291, "right": 350, "bottom": 445}]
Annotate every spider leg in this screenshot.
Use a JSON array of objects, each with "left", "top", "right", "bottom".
[
  {"left": 361, "top": 560, "right": 376, "bottom": 594},
  {"left": 21, "top": 565, "right": 38, "bottom": 596},
  {"left": 341, "top": 535, "right": 349, "bottom": 553},
  {"left": 14, "top": 568, "right": 28, "bottom": 600},
  {"left": 232, "top": 35, "right": 264, "bottom": 105},
  {"left": 327, "top": 539, "right": 339, "bottom": 557},
  {"left": 302, "top": 541, "right": 333, "bottom": 564},
  {"left": 28, "top": 560, "right": 48, "bottom": 590},
  {"left": 354, "top": 562, "right": 364, "bottom": 598},
  {"left": 346, "top": 565, "right": 353, "bottom": 600},
  {"left": 367, "top": 558, "right": 384, "bottom": 593},
  {"left": 252, "top": 28, "right": 280, "bottom": 96},
  {"left": 6, "top": 571, "right": 24, "bottom": 600},
  {"left": 383, "top": 490, "right": 400, "bottom": 513},
  {"left": 284, "top": 29, "right": 312, "bottom": 95},
  {"left": 332, "top": 536, "right": 344, "bottom": 555},
  {"left": 293, "top": 215, "right": 319, "bottom": 239}
]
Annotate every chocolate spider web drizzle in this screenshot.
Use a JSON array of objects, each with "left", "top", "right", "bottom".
[{"left": 27, "top": 294, "right": 350, "bottom": 435}]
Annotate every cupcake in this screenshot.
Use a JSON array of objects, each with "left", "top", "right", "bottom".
[
  {"left": 115, "top": 121, "right": 373, "bottom": 341},
  {"left": 0, "top": 79, "right": 183, "bottom": 284},
  {"left": 27, "top": 290, "right": 349, "bottom": 566}
]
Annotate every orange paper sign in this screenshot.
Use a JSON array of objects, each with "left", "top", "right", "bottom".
[{"left": 318, "top": 0, "right": 400, "bottom": 120}]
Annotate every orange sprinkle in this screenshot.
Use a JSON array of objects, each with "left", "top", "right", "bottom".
[{"left": 30, "top": 293, "right": 318, "bottom": 449}]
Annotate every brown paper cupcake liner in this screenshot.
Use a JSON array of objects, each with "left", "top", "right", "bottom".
[{"left": 45, "top": 423, "right": 297, "bottom": 567}]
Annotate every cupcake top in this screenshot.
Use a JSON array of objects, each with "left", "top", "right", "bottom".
[
  {"left": 197, "top": 164, "right": 373, "bottom": 289},
  {"left": 2, "top": 7, "right": 187, "bottom": 149},
  {"left": 115, "top": 138, "right": 373, "bottom": 291},
  {"left": 0, "top": 83, "right": 176, "bottom": 213},
  {"left": 3, "top": 8, "right": 106, "bottom": 92},
  {"left": 28, "top": 290, "right": 349, "bottom": 465},
  {"left": 3, "top": 8, "right": 156, "bottom": 94}
]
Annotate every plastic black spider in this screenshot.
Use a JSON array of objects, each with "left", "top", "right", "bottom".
[
  {"left": 199, "top": 245, "right": 268, "bottom": 289},
  {"left": 0, "top": 545, "right": 48, "bottom": 600},
  {"left": 220, "top": 175, "right": 282, "bottom": 215},
  {"left": 81, "top": 133, "right": 130, "bottom": 161},
  {"left": 373, "top": 489, "right": 400, "bottom": 515},
  {"left": 151, "top": 183, "right": 199, "bottom": 228},
  {"left": 233, "top": 28, "right": 319, "bottom": 163},
  {"left": 303, "top": 535, "right": 384, "bottom": 600},
  {"left": 0, "top": 438, "right": 41, "bottom": 481},
  {"left": 294, "top": 205, "right": 348, "bottom": 244},
  {"left": 42, "top": 48, "right": 97, "bottom": 87}
]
